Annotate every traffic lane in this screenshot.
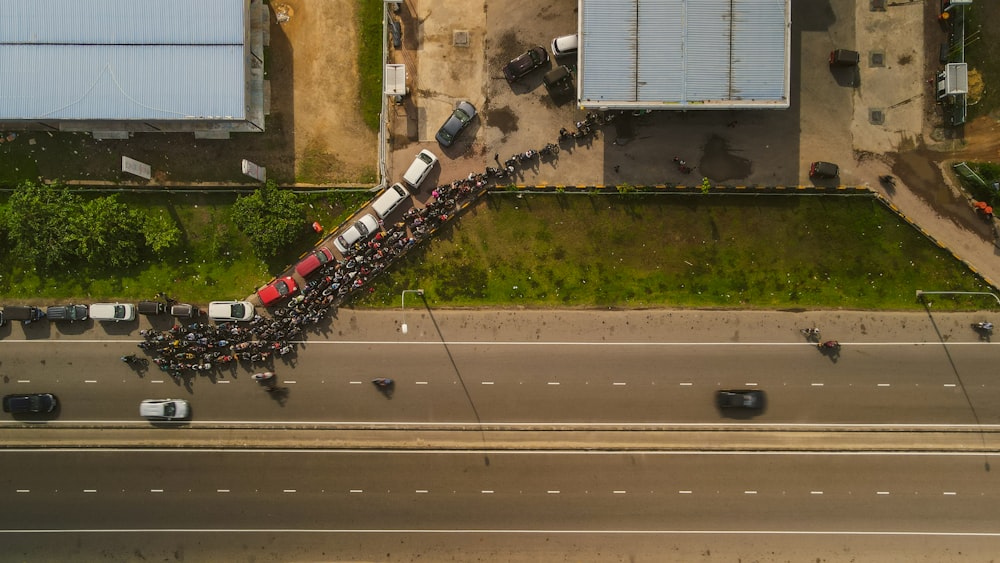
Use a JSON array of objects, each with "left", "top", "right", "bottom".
[
  {"left": 1, "top": 450, "right": 999, "bottom": 532},
  {"left": 2, "top": 341, "right": 998, "bottom": 424}
]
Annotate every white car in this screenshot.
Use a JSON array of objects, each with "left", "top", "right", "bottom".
[
  {"left": 89, "top": 302, "right": 136, "bottom": 322},
  {"left": 334, "top": 213, "right": 380, "bottom": 253},
  {"left": 208, "top": 300, "right": 255, "bottom": 322},
  {"left": 139, "top": 399, "right": 190, "bottom": 420},
  {"left": 401, "top": 149, "right": 438, "bottom": 192}
]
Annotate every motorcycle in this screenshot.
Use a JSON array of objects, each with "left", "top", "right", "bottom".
[
  {"left": 800, "top": 327, "right": 820, "bottom": 339},
  {"left": 974, "top": 321, "right": 993, "bottom": 332},
  {"left": 121, "top": 354, "right": 149, "bottom": 368},
  {"left": 372, "top": 377, "right": 394, "bottom": 388},
  {"left": 252, "top": 372, "right": 275, "bottom": 381},
  {"left": 818, "top": 340, "right": 841, "bottom": 350},
  {"left": 539, "top": 143, "right": 559, "bottom": 156}
]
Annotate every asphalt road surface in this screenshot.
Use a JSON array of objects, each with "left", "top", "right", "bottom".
[
  {"left": 2, "top": 449, "right": 1000, "bottom": 561},
  {"left": 0, "top": 338, "right": 998, "bottom": 426}
]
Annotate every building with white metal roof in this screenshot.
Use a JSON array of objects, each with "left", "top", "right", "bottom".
[
  {"left": 0, "top": 0, "right": 269, "bottom": 137},
  {"left": 578, "top": 0, "right": 791, "bottom": 110}
]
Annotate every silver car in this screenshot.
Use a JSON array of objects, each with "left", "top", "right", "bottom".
[
  {"left": 334, "top": 213, "right": 380, "bottom": 253},
  {"left": 139, "top": 399, "right": 190, "bottom": 420}
]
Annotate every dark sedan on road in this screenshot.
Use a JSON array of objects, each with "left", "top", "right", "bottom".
[
  {"left": 435, "top": 101, "right": 477, "bottom": 147},
  {"left": 3, "top": 393, "right": 58, "bottom": 414},
  {"left": 716, "top": 389, "right": 765, "bottom": 409},
  {"left": 503, "top": 46, "right": 549, "bottom": 83},
  {"left": 46, "top": 304, "right": 88, "bottom": 322}
]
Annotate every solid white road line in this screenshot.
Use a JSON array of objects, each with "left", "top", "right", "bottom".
[{"left": 7, "top": 528, "right": 1000, "bottom": 536}]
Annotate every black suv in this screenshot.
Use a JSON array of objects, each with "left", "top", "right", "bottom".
[
  {"left": 46, "top": 304, "right": 89, "bottom": 322},
  {"left": 503, "top": 46, "right": 549, "bottom": 83},
  {"left": 3, "top": 393, "right": 58, "bottom": 414}
]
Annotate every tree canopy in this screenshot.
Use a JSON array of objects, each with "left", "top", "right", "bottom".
[{"left": 230, "top": 181, "right": 305, "bottom": 258}]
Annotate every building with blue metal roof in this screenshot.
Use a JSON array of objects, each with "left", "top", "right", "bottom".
[
  {"left": 578, "top": 0, "right": 791, "bottom": 110},
  {"left": 0, "top": 0, "right": 269, "bottom": 137}
]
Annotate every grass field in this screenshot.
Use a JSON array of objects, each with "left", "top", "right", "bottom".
[
  {"left": 359, "top": 194, "right": 993, "bottom": 311},
  {"left": 0, "top": 190, "right": 370, "bottom": 303}
]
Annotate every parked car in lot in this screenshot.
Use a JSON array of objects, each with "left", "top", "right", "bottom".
[
  {"left": 435, "top": 101, "right": 477, "bottom": 147},
  {"left": 208, "top": 300, "right": 255, "bottom": 322},
  {"left": 46, "top": 304, "right": 88, "bottom": 322},
  {"left": 2, "top": 305, "right": 45, "bottom": 325},
  {"left": 170, "top": 303, "right": 200, "bottom": 318},
  {"left": 716, "top": 389, "right": 765, "bottom": 409},
  {"left": 829, "top": 49, "right": 860, "bottom": 67},
  {"left": 370, "top": 183, "right": 411, "bottom": 220},
  {"left": 139, "top": 398, "right": 190, "bottom": 420},
  {"left": 137, "top": 301, "right": 166, "bottom": 315},
  {"left": 401, "top": 149, "right": 439, "bottom": 192},
  {"left": 257, "top": 276, "right": 298, "bottom": 307},
  {"left": 89, "top": 302, "right": 136, "bottom": 322},
  {"left": 809, "top": 161, "right": 840, "bottom": 179},
  {"left": 503, "top": 46, "right": 549, "bottom": 82},
  {"left": 295, "top": 247, "right": 335, "bottom": 278},
  {"left": 3, "top": 393, "right": 58, "bottom": 414},
  {"left": 334, "top": 213, "right": 380, "bottom": 253},
  {"left": 551, "top": 34, "right": 578, "bottom": 57}
]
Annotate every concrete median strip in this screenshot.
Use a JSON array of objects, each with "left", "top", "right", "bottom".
[{"left": 3, "top": 426, "right": 1000, "bottom": 452}]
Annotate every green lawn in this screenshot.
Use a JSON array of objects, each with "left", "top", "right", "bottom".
[
  {"left": 0, "top": 190, "right": 370, "bottom": 303},
  {"left": 359, "top": 194, "right": 993, "bottom": 310}
]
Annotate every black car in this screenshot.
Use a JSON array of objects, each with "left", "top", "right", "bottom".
[
  {"left": 809, "top": 161, "right": 839, "bottom": 178},
  {"left": 3, "top": 393, "right": 58, "bottom": 414},
  {"left": 46, "top": 304, "right": 89, "bottom": 322},
  {"left": 716, "top": 389, "right": 765, "bottom": 409},
  {"left": 435, "top": 101, "right": 477, "bottom": 147},
  {"left": 829, "top": 49, "right": 860, "bottom": 67},
  {"left": 503, "top": 46, "right": 549, "bottom": 83}
]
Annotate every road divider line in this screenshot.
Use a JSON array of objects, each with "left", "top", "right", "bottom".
[
  {"left": 150, "top": 489, "right": 163, "bottom": 493},
  {"left": 943, "top": 491, "right": 957, "bottom": 495},
  {"left": 151, "top": 380, "right": 164, "bottom": 384},
  {"left": 613, "top": 382, "right": 626, "bottom": 386},
  {"left": 811, "top": 383, "right": 824, "bottom": 387},
  {"left": 481, "top": 382, "right": 494, "bottom": 385},
  {"left": 84, "top": 380, "right": 97, "bottom": 384},
  {"left": 349, "top": 381, "right": 362, "bottom": 385},
  {"left": 481, "top": 490, "right": 494, "bottom": 494},
  {"left": 415, "top": 490, "right": 428, "bottom": 494},
  {"left": 877, "top": 491, "right": 890, "bottom": 495},
  {"left": 678, "top": 490, "right": 692, "bottom": 494},
  {"left": 283, "top": 489, "right": 296, "bottom": 493},
  {"left": 679, "top": 382, "right": 693, "bottom": 386},
  {"left": 217, "top": 489, "right": 230, "bottom": 493},
  {"left": 810, "top": 491, "right": 823, "bottom": 495},
  {"left": 745, "top": 383, "right": 758, "bottom": 386},
  {"left": 15, "top": 489, "right": 29, "bottom": 493},
  {"left": 547, "top": 490, "right": 560, "bottom": 494},
  {"left": 877, "top": 383, "right": 890, "bottom": 387},
  {"left": 349, "top": 489, "right": 363, "bottom": 493},
  {"left": 612, "top": 490, "right": 627, "bottom": 494},
  {"left": 744, "top": 491, "right": 757, "bottom": 495},
  {"left": 284, "top": 381, "right": 296, "bottom": 384},
  {"left": 217, "top": 380, "right": 230, "bottom": 384},
  {"left": 547, "top": 382, "right": 560, "bottom": 386},
  {"left": 16, "top": 380, "right": 29, "bottom": 383},
  {"left": 944, "top": 384, "right": 957, "bottom": 387},
  {"left": 415, "top": 381, "right": 428, "bottom": 385}
]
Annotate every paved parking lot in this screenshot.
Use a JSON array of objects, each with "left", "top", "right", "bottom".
[{"left": 387, "top": 0, "right": 925, "bottom": 189}]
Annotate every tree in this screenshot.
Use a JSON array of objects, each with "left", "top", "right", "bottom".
[
  {"left": 3, "top": 181, "right": 86, "bottom": 268},
  {"left": 78, "top": 195, "right": 145, "bottom": 268},
  {"left": 230, "top": 181, "right": 305, "bottom": 258},
  {"left": 141, "top": 210, "right": 182, "bottom": 255}
]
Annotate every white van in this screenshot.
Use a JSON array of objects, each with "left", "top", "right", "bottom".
[
  {"left": 371, "top": 183, "right": 411, "bottom": 220},
  {"left": 551, "top": 34, "right": 578, "bottom": 57},
  {"left": 402, "top": 149, "right": 438, "bottom": 192},
  {"left": 334, "top": 213, "right": 380, "bottom": 253},
  {"left": 89, "top": 302, "right": 136, "bottom": 322}
]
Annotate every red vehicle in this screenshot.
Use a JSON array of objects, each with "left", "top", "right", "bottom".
[
  {"left": 295, "top": 247, "right": 335, "bottom": 278},
  {"left": 257, "top": 276, "right": 298, "bottom": 307}
]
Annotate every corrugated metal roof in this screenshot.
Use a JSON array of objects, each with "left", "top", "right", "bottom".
[
  {"left": 0, "top": 0, "right": 248, "bottom": 121},
  {"left": 581, "top": 0, "right": 790, "bottom": 109}
]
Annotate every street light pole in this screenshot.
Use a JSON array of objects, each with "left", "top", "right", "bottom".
[
  {"left": 916, "top": 290, "right": 1000, "bottom": 306},
  {"left": 401, "top": 289, "right": 425, "bottom": 334}
]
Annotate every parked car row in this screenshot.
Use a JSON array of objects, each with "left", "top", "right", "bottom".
[{"left": 1, "top": 299, "right": 258, "bottom": 328}]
